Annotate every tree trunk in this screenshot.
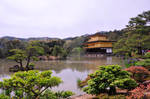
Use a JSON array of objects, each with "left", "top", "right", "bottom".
[
  {"left": 19, "top": 60, "right": 24, "bottom": 71},
  {"left": 138, "top": 47, "right": 142, "bottom": 55},
  {"left": 26, "top": 56, "right": 31, "bottom": 70}
]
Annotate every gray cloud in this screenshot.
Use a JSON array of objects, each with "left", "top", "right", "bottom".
[{"left": 0, "top": 0, "right": 150, "bottom": 38}]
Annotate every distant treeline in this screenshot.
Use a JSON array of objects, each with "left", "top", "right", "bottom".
[{"left": 0, "top": 35, "right": 88, "bottom": 59}]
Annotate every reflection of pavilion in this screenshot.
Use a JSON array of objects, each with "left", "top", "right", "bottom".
[
  {"left": 106, "top": 57, "right": 112, "bottom": 65},
  {"left": 84, "top": 33, "right": 115, "bottom": 55}
]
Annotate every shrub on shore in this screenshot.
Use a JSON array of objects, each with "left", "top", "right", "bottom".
[
  {"left": 0, "top": 70, "right": 73, "bottom": 99},
  {"left": 83, "top": 65, "right": 137, "bottom": 95},
  {"left": 125, "top": 66, "right": 150, "bottom": 82}
]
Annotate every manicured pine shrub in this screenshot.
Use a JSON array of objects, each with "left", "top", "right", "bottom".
[{"left": 83, "top": 65, "right": 138, "bottom": 95}]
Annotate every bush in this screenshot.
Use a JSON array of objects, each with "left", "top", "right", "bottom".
[
  {"left": 144, "top": 52, "right": 150, "bottom": 59},
  {"left": 55, "top": 91, "right": 74, "bottom": 98},
  {"left": 40, "top": 90, "right": 74, "bottom": 99},
  {"left": 0, "top": 70, "right": 62, "bottom": 98},
  {"left": 125, "top": 66, "right": 150, "bottom": 82},
  {"left": 135, "top": 59, "right": 150, "bottom": 67},
  {"left": 83, "top": 65, "right": 138, "bottom": 95},
  {"left": 127, "top": 84, "right": 150, "bottom": 99},
  {"left": 40, "top": 90, "right": 57, "bottom": 99},
  {"left": 52, "top": 45, "right": 67, "bottom": 58},
  {"left": 28, "top": 63, "right": 35, "bottom": 70},
  {"left": 124, "top": 58, "right": 137, "bottom": 68},
  {"left": 77, "top": 76, "right": 91, "bottom": 88},
  {"left": 77, "top": 78, "right": 82, "bottom": 88},
  {"left": 0, "top": 94, "right": 10, "bottom": 99}
]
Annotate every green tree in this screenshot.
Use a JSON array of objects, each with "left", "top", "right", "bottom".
[
  {"left": 0, "top": 39, "right": 26, "bottom": 58},
  {"left": 83, "top": 65, "right": 137, "bottom": 95},
  {"left": 71, "top": 47, "right": 84, "bottom": 56},
  {"left": 114, "top": 10, "right": 150, "bottom": 56},
  {"left": 7, "top": 49, "right": 26, "bottom": 70},
  {"left": 63, "top": 36, "right": 87, "bottom": 55},
  {"left": 25, "top": 45, "right": 44, "bottom": 69},
  {"left": 0, "top": 93, "right": 10, "bottom": 99},
  {"left": 28, "top": 40, "right": 51, "bottom": 55},
  {"left": 7, "top": 44, "right": 44, "bottom": 70},
  {"left": 0, "top": 70, "right": 62, "bottom": 99},
  {"left": 52, "top": 45, "right": 67, "bottom": 58}
]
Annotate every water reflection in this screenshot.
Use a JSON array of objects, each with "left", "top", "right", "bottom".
[{"left": 0, "top": 56, "right": 123, "bottom": 95}]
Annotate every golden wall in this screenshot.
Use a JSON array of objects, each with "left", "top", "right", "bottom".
[
  {"left": 88, "top": 36, "right": 108, "bottom": 42},
  {"left": 85, "top": 42, "right": 112, "bottom": 48}
]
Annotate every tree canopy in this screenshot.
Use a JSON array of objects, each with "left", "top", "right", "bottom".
[
  {"left": 0, "top": 70, "right": 62, "bottom": 98},
  {"left": 114, "top": 10, "right": 150, "bottom": 56},
  {"left": 83, "top": 65, "right": 137, "bottom": 95},
  {"left": 7, "top": 43, "right": 44, "bottom": 71}
]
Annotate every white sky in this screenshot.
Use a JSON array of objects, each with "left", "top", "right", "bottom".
[{"left": 0, "top": 0, "right": 150, "bottom": 38}]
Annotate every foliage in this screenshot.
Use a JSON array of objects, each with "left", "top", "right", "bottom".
[
  {"left": 135, "top": 59, "right": 150, "bottom": 67},
  {"left": 40, "top": 90, "right": 57, "bottom": 99},
  {"left": 55, "top": 90, "right": 74, "bottom": 98},
  {"left": 46, "top": 39, "right": 65, "bottom": 48},
  {"left": 83, "top": 65, "right": 137, "bottom": 95},
  {"left": 77, "top": 76, "right": 91, "bottom": 88},
  {"left": 114, "top": 10, "right": 150, "bottom": 56},
  {"left": 29, "top": 40, "right": 65, "bottom": 55},
  {"left": 0, "top": 38, "right": 68, "bottom": 59},
  {"left": 7, "top": 49, "right": 26, "bottom": 69},
  {"left": 7, "top": 43, "right": 44, "bottom": 70},
  {"left": 28, "top": 63, "right": 35, "bottom": 70},
  {"left": 77, "top": 78, "right": 82, "bottom": 85},
  {"left": 0, "top": 70, "right": 62, "bottom": 99},
  {"left": 144, "top": 52, "right": 150, "bottom": 58},
  {"left": 113, "top": 78, "right": 138, "bottom": 90},
  {"left": 63, "top": 36, "right": 87, "bottom": 55},
  {"left": 106, "top": 30, "right": 124, "bottom": 41},
  {"left": 0, "top": 93, "right": 10, "bottom": 99},
  {"left": 71, "top": 47, "right": 84, "bottom": 56},
  {"left": 125, "top": 66, "right": 149, "bottom": 82},
  {"left": 40, "top": 90, "right": 74, "bottom": 99},
  {"left": 124, "top": 58, "right": 137, "bottom": 68},
  {"left": 77, "top": 78, "right": 83, "bottom": 88},
  {"left": 25, "top": 45, "right": 44, "bottom": 68},
  {"left": 126, "top": 84, "right": 150, "bottom": 99},
  {"left": 52, "top": 45, "right": 67, "bottom": 58},
  {"left": 0, "top": 39, "right": 26, "bottom": 58}
]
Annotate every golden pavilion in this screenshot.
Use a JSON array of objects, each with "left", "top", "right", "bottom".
[{"left": 84, "top": 33, "right": 115, "bottom": 54}]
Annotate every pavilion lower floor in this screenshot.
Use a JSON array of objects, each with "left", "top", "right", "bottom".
[{"left": 85, "top": 47, "right": 112, "bottom": 54}]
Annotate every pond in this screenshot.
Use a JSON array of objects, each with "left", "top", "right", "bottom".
[{"left": 0, "top": 56, "right": 124, "bottom": 95}]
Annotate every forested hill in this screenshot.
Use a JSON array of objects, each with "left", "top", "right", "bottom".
[
  {"left": 0, "top": 36, "right": 60, "bottom": 41},
  {"left": 0, "top": 30, "right": 123, "bottom": 42}
]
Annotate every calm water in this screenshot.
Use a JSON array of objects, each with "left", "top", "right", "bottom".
[{"left": 0, "top": 56, "right": 124, "bottom": 95}]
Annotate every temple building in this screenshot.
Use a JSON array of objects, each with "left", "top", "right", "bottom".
[{"left": 84, "top": 33, "right": 115, "bottom": 54}]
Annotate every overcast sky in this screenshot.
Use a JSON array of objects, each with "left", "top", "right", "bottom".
[{"left": 0, "top": 0, "right": 150, "bottom": 38}]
